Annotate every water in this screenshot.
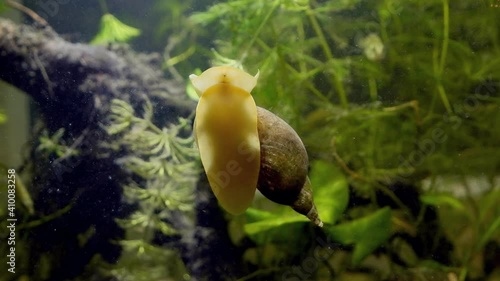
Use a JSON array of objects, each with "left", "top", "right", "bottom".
[{"left": 0, "top": 1, "right": 499, "bottom": 280}]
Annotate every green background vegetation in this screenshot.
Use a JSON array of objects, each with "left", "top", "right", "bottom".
[{"left": 0, "top": 0, "right": 499, "bottom": 280}]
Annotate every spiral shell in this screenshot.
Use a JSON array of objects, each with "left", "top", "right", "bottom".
[
  {"left": 257, "top": 107, "right": 322, "bottom": 227},
  {"left": 190, "top": 66, "right": 322, "bottom": 227}
]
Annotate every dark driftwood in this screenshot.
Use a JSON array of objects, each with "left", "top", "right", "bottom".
[
  {"left": 0, "top": 17, "right": 193, "bottom": 130},
  {"left": 0, "top": 18, "right": 243, "bottom": 281}
]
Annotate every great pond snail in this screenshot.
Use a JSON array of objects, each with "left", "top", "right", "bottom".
[{"left": 190, "top": 66, "right": 323, "bottom": 227}]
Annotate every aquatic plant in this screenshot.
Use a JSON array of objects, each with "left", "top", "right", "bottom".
[
  {"left": 103, "top": 97, "right": 199, "bottom": 280},
  {"left": 37, "top": 128, "right": 80, "bottom": 159},
  {"left": 91, "top": 13, "right": 141, "bottom": 45},
  {"left": 0, "top": 0, "right": 498, "bottom": 279},
  {"left": 91, "top": 0, "right": 141, "bottom": 45},
  {"left": 0, "top": 10, "right": 198, "bottom": 280},
  {"left": 186, "top": 0, "right": 500, "bottom": 279}
]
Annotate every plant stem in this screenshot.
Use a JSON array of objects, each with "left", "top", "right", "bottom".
[
  {"left": 6, "top": 0, "right": 48, "bottom": 26},
  {"left": 368, "top": 77, "right": 378, "bottom": 102},
  {"left": 436, "top": 0, "right": 452, "bottom": 113},
  {"left": 285, "top": 63, "right": 331, "bottom": 104},
  {"left": 240, "top": 1, "right": 278, "bottom": 64},
  {"left": 437, "top": 83, "right": 452, "bottom": 113},
  {"left": 439, "top": 0, "right": 449, "bottom": 76},
  {"left": 306, "top": 6, "right": 348, "bottom": 107},
  {"left": 165, "top": 46, "right": 196, "bottom": 67}
]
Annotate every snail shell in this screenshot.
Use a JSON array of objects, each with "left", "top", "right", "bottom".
[
  {"left": 190, "top": 66, "right": 323, "bottom": 227},
  {"left": 257, "top": 107, "right": 322, "bottom": 227}
]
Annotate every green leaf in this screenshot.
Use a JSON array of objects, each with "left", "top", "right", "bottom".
[
  {"left": 325, "top": 207, "right": 392, "bottom": 265},
  {"left": 420, "top": 193, "right": 466, "bottom": 212},
  {"left": 242, "top": 160, "right": 348, "bottom": 245},
  {"left": 244, "top": 215, "right": 308, "bottom": 245},
  {"left": 244, "top": 208, "right": 308, "bottom": 245},
  {"left": 0, "top": 2, "right": 7, "bottom": 13},
  {"left": 478, "top": 189, "right": 500, "bottom": 224},
  {"left": 91, "top": 13, "right": 141, "bottom": 45},
  {"left": 310, "top": 160, "right": 349, "bottom": 225},
  {"left": 478, "top": 215, "right": 500, "bottom": 250},
  {"left": 245, "top": 208, "right": 278, "bottom": 223}
]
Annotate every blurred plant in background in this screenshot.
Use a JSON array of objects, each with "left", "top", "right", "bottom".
[
  {"left": 0, "top": 109, "right": 6, "bottom": 124},
  {"left": 91, "top": 13, "right": 141, "bottom": 45},
  {"left": 91, "top": 0, "right": 141, "bottom": 45},
  {"left": 181, "top": 0, "right": 500, "bottom": 280}
]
